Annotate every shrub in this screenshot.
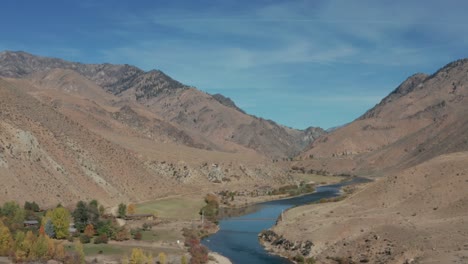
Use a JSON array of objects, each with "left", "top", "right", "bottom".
[
  {"left": 133, "top": 231, "right": 142, "bottom": 241},
  {"left": 79, "top": 234, "right": 90, "bottom": 244},
  {"left": 94, "top": 234, "right": 108, "bottom": 244}
]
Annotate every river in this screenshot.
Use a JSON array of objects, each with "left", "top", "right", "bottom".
[{"left": 202, "top": 177, "right": 370, "bottom": 264}]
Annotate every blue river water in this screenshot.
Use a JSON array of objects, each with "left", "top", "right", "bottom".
[{"left": 202, "top": 178, "right": 369, "bottom": 264}]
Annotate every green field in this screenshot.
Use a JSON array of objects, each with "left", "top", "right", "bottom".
[
  {"left": 135, "top": 196, "right": 205, "bottom": 220},
  {"left": 140, "top": 229, "right": 182, "bottom": 242},
  {"left": 82, "top": 243, "right": 125, "bottom": 255}
]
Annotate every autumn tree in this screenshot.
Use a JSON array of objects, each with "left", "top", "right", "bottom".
[
  {"left": 39, "top": 225, "right": 46, "bottom": 236},
  {"left": 0, "top": 220, "right": 13, "bottom": 256},
  {"left": 181, "top": 255, "right": 188, "bottom": 264},
  {"left": 55, "top": 243, "right": 66, "bottom": 261},
  {"left": 84, "top": 224, "right": 95, "bottom": 238},
  {"left": 23, "top": 231, "right": 36, "bottom": 259},
  {"left": 47, "top": 237, "right": 55, "bottom": 259},
  {"left": 74, "top": 240, "right": 85, "bottom": 264},
  {"left": 158, "top": 252, "right": 167, "bottom": 264},
  {"left": 45, "top": 207, "right": 71, "bottom": 239},
  {"left": 127, "top": 204, "right": 136, "bottom": 215},
  {"left": 31, "top": 234, "right": 48, "bottom": 260},
  {"left": 126, "top": 248, "right": 153, "bottom": 264}
]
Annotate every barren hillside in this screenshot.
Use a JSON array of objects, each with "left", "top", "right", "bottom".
[
  {"left": 272, "top": 151, "right": 468, "bottom": 263},
  {"left": 0, "top": 77, "right": 289, "bottom": 208},
  {"left": 0, "top": 51, "right": 325, "bottom": 158},
  {"left": 298, "top": 59, "right": 468, "bottom": 175}
]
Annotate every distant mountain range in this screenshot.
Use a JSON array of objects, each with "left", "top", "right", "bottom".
[
  {"left": 0, "top": 51, "right": 325, "bottom": 206},
  {"left": 0, "top": 51, "right": 325, "bottom": 159}
]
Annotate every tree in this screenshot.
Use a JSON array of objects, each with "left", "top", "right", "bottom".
[
  {"left": 188, "top": 239, "right": 209, "bottom": 264},
  {"left": 158, "top": 252, "right": 167, "bottom": 264},
  {"left": 128, "top": 248, "right": 152, "bottom": 264},
  {"left": 87, "top": 202, "right": 100, "bottom": 227},
  {"left": 84, "top": 224, "right": 95, "bottom": 238},
  {"left": 31, "top": 234, "right": 48, "bottom": 260},
  {"left": 45, "top": 207, "right": 70, "bottom": 239},
  {"left": 89, "top": 200, "right": 98, "bottom": 209},
  {"left": 98, "top": 205, "right": 105, "bottom": 216},
  {"left": 0, "top": 220, "right": 13, "bottom": 256},
  {"left": 73, "top": 201, "right": 88, "bottom": 232},
  {"left": 74, "top": 241, "right": 85, "bottom": 264},
  {"left": 2, "top": 201, "right": 25, "bottom": 230},
  {"left": 44, "top": 219, "right": 55, "bottom": 238},
  {"left": 118, "top": 203, "right": 127, "bottom": 218},
  {"left": 46, "top": 237, "right": 55, "bottom": 259},
  {"left": 55, "top": 243, "right": 66, "bottom": 261},
  {"left": 181, "top": 255, "right": 188, "bottom": 264},
  {"left": 24, "top": 201, "right": 40, "bottom": 212},
  {"left": 127, "top": 204, "right": 136, "bottom": 215},
  {"left": 13, "top": 232, "right": 27, "bottom": 262},
  {"left": 23, "top": 231, "right": 36, "bottom": 259}
]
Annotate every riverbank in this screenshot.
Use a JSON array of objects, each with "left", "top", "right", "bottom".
[
  {"left": 202, "top": 178, "right": 369, "bottom": 263},
  {"left": 258, "top": 177, "right": 372, "bottom": 263},
  {"left": 267, "top": 153, "right": 468, "bottom": 263},
  {"left": 208, "top": 252, "right": 233, "bottom": 264},
  {"left": 219, "top": 175, "right": 350, "bottom": 209}
]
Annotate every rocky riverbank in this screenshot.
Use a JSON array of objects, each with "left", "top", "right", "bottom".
[{"left": 258, "top": 230, "right": 315, "bottom": 262}]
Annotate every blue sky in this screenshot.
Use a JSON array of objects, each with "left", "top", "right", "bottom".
[{"left": 1, "top": 0, "right": 468, "bottom": 129}]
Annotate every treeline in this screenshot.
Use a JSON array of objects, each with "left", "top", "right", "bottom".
[
  {"left": 0, "top": 199, "right": 132, "bottom": 263},
  {"left": 0, "top": 201, "right": 85, "bottom": 263}
]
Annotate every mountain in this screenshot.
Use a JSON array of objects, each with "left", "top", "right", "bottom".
[
  {"left": 0, "top": 51, "right": 325, "bottom": 158},
  {"left": 266, "top": 59, "right": 468, "bottom": 263},
  {"left": 298, "top": 59, "right": 468, "bottom": 175},
  {"left": 0, "top": 75, "right": 293, "bottom": 207}
]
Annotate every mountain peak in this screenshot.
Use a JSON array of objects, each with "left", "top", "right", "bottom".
[
  {"left": 211, "top": 93, "right": 246, "bottom": 114},
  {"left": 0, "top": 51, "right": 188, "bottom": 97}
]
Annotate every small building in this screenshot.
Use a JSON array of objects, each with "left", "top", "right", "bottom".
[
  {"left": 69, "top": 223, "right": 77, "bottom": 235},
  {"left": 23, "top": 220, "right": 39, "bottom": 228}
]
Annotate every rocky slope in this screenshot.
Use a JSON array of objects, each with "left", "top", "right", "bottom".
[
  {"left": 298, "top": 59, "right": 468, "bottom": 175},
  {"left": 0, "top": 76, "right": 294, "bottom": 207},
  {"left": 0, "top": 51, "right": 325, "bottom": 158}
]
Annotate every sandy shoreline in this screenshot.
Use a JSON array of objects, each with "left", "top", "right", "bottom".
[{"left": 208, "top": 252, "right": 233, "bottom": 264}]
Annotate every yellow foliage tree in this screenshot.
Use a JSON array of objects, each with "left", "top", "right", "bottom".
[
  {"left": 23, "top": 230, "right": 36, "bottom": 258},
  {"left": 158, "top": 252, "right": 167, "bottom": 264},
  {"left": 128, "top": 248, "right": 153, "bottom": 264},
  {"left": 47, "top": 236, "right": 55, "bottom": 259},
  {"left": 45, "top": 207, "right": 71, "bottom": 239},
  {"left": 31, "top": 234, "right": 48, "bottom": 260},
  {"left": 13, "top": 231, "right": 27, "bottom": 262},
  {"left": 127, "top": 204, "right": 136, "bottom": 215},
  {"left": 0, "top": 221, "right": 13, "bottom": 256},
  {"left": 55, "top": 243, "right": 66, "bottom": 261},
  {"left": 181, "top": 254, "right": 188, "bottom": 264},
  {"left": 74, "top": 241, "right": 85, "bottom": 264}
]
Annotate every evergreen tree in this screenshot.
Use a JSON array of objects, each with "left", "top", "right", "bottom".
[
  {"left": 44, "top": 219, "right": 55, "bottom": 238},
  {"left": 118, "top": 203, "right": 126, "bottom": 218},
  {"left": 73, "top": 201, "right": 88, "bottom": 232}
]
